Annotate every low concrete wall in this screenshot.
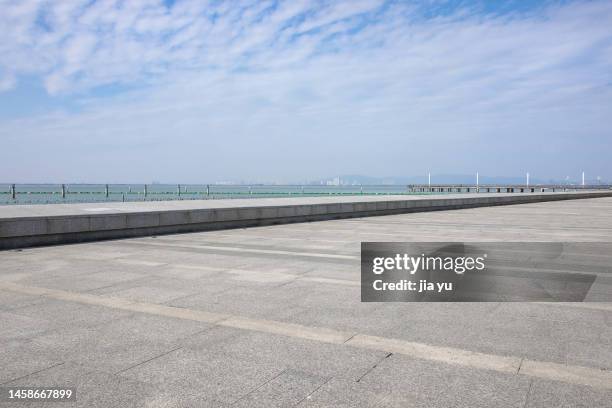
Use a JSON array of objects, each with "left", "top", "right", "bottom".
[{"left": 1, "top": 191, "right": 611, "bottom": 250}]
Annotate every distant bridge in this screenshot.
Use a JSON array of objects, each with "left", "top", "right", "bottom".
[{"left": 407, "top": 184, "right": 612, "bottom": 193}]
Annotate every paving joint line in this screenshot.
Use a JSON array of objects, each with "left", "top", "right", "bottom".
[
  {"left": 356, "top": 352, "right": 393, "bottom": 382},
  {"left": 121, "top": 240, "right": 360, "bottom": 260},
  {"left": 83, "top": 276, "right": 155, "bottom": 294},
  {"left": 522, "top": 380, "right": 534, "bottom": 408},
  {"left": 114, "top": 346, "right": 183, "bottom": 376},
  {"left": 1, "top": 362, "right": 66, "bottom": 386},
  {"left": 229, "top": 368, "right": 288, "bottom": 405},
  {"left": 293, "top": 376, "right": 333, "bottom": 407}
]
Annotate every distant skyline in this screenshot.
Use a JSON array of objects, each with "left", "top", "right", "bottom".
[{"left": 1, "top": 0, "right": 611, "bottom": 183}]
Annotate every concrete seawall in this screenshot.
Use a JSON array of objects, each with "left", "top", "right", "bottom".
[{"left": 1, "top": 191, "right": 611, "bottom": 250}]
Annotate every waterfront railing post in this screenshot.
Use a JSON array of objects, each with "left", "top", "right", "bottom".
[
  {"left": 144, "top": 185, "right": 147, "bottom": 199},
  {"left": 11, "top": 184, "right": 16, "bottom": 200},
  {"left": 178, "top": 184, "right": 181, "bottom": 198},
  {"left": 206, "top": 184, "right": 210, "bottom": 197},
  {"left": 61, "top": 184, "right": 66, "bottom": 199},
  {"left": 105, "top": 184, "right": 109, "bottom": 198}
]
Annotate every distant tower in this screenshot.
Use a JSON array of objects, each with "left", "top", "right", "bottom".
[{"left": 526, "top": 172, "right": 529, "bottom": 187}]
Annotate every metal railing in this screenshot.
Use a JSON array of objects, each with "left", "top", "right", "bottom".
[
  {"left": 1, "top": 184, "right": 417, "bottom": 205},
  {"left": 1, "top": 183, "right": 610, "bottom": 205}
]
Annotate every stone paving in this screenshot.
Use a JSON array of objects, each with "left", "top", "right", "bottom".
[{"left": 1, "top": 197, "right": 612, "bottom": 407}]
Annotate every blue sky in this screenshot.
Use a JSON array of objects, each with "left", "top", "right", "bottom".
[{"left": 0, "top": 0, "right": 611, "bottom": 183}]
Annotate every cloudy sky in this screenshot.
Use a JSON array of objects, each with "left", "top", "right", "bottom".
[{"left": 1, "top": 0, "right": 611, "bottom": 183}]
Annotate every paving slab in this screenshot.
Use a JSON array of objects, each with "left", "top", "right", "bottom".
[
  {"left": 7, "top": 298, "right": 133, "bottom": 331},
  {"left": 29, "top": 313, "right": 210, "bottom": 374},
  {"left": 233, "top": 369, "right": 329, "bottom": 407},
  {"left": 182, "top": 326, "right": 390, "bottom": 381},
  {"left": 1, "top": 362, "right": 158, "bottom": 408},
  {"left": 117, "top": 347, "right": 285, "bottom": 404},
  {"left": 334, "top": 352, "right": 531, "bottom": 408},
  {"left": 0, "top": 341, "right": 64, "bottom": 385},
  {"left": 525, "top": 378, "right": 612, "bottom": 408}
]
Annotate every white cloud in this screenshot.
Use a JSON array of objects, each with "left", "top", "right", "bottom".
[
  {"left": 0, "top": 0, "right": 392, "bottom": 94},
  {"left": 0, "top": 0, "right": 611, "bottom": 182},
  {"left": 0, "top": 73, "right": 15, "bottom": 92}
]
